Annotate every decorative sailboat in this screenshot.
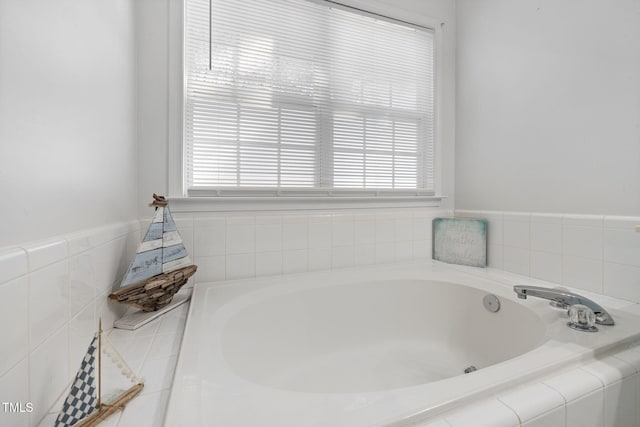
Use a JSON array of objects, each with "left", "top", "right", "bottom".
[
  {"left": 55, "top": 321, "right": 143, "bottom": 427},
  {"left": 109, "top": 194, "right": 197, "bottom": 313}
]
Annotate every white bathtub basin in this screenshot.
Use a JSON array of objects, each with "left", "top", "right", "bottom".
[
  {"left": 166, "top": 260, "right": 640, "bottom": 426},
  {"left": 223, "top": 279, "right": 545, "bottom": 393}
]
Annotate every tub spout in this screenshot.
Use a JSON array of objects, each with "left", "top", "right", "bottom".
[{"left": 513, "top": 285, "right": 615, "bottom": 326}]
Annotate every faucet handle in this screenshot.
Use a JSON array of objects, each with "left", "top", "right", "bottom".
[{"left": 568, "top": 304, "right": 598, "bottom": 332}]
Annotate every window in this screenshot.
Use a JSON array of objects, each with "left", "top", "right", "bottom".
[{"left": 183, "top": 0, "right": 436, "bottom": 197}]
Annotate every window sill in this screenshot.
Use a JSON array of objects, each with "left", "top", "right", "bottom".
[{"left": 168, "top": 195, "right": 446, "bottom": 213}]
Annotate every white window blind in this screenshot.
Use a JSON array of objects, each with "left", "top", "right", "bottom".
[{"left": 184, "top": 0, "right": 435, "bottom": 196}]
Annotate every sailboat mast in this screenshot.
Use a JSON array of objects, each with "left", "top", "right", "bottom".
[{"left": 98, "top": 318, "right": 102, "bottom": 408}]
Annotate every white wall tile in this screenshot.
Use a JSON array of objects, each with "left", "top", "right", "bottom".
[
  {"left": 95, "top": 291, "right": 127, "bottom": 331},
  {"left": 484, "top": 212, "right": 504, "bottom": 247},
  {"left": 503, "top": 246, "right": 530, "bottom": 276},
  {"left": 563, "top": 226, "right": 603, "bottom": 260},
  {"left": 0, "top": 222, "right": 166, "bottom": 427},
  {"left": 0, "top": 248, "right": 28, "bottom": 285},
  {"left": 23, "top": 239, "right": 68, "bottom": 272},
  {"left": 413, "top": 240, "right": 431, "bottom": 259},
  {"left": 256, "top": 251, "right": 282, "bottom": 277},
  {"left": 445, "top": 398, "right": 520, "bottom": 427},
  {"left": 193, "top": 255, "right": 225, "bottom": 283},
  {"left": 604, "top": 228, "right": 640, "bottom": 267},
  {"left": 395, "top": 217, "right": 413, "bottom": 242},
  {"left": 309, "top": 222, "right": 332, "bottom": 249},
  {"left": 68, "top": 302, "right": 96, "bottom": 379},
  {"left": 116, "top": 390, "right": 170, "bottom": 427},
  {"left": 488, "top": 244, "right": 504, "bottom": 269},
  {"left": 283, "top": 249, "right": 308, "bottom": 274},
  {"left": 148, "top": 333, "right": 183, "bottom": 361},
  {"left": 530, "top": 221, "right": 562, "bottom": 254},
  {"left": 105, "top": 332, "right": 154, "bottom": 375},
  {"left": 255, "top": 222, "right": 282, "bottom": 252},
  {"left": 521, "top": 406, "right": 565, "bottom": 427},
  {"left": 503, "top": 215, "right": 530, "bottom": 249},
  {"left": 503, "top": 212, "right": 530, "bottom": 222},
  {"left": 603, "top": 262, "right": 640, "bottom": 302},
  {"left": 531, "top": 251, "right": 562, "bottom": 283},
  {"left": 411, "top": 216, "right": 432, "bottom": 242},
  {"left": 543, "top": 368, "right": 603, "bottom": 402},
  {"left": 612, "top": 347, "right": 640, "bottom": 373},
  {"left": 0, "top": 277, "right": 29, "bottom": 377},
  {"left": 193, "top": 218, "right": 226, "bottom": 256},
  {"left": 172, "top": 214, "right": 194, "bottom": 231},
  {"left": 68, "top": 252, "right": 95, "bottom": 318},
  {"left": 375, "top": 217, "right": 395, "bottom": 243},
  {"left": 29, "top": 261, "right": 69, "bottom": 350},
  {"left": 92, "top": 238, "right": 126, "bottom": 295},
  {"left": 0, "top": 358, "right": 29, "bottom": 427},
  {"left": 226, "top": 253, "right": 255, "bottom": 279},
  {"left": 139, "top": 356, "right": 178, "bottom": 395},
  {"left": 354, "top": 244, "right": 375, "bottom": 266},
  {"left": 375, "top": 243, "right": 395, "bottom": 264},
  {"left": 332, "top": 219, "right": 354, "bottom": 247},
  {"left": 157, "top": 304, "right": 189, "bottom": 336},
  {"left": 582, "top": 357, "right": 635, "bottom": 386},
  {"left": 331, "top": 246, "right": 354, "bottom": 269},
  {"left": 565, "top": 390, "right": 604, "bottom": 427},
  {"left": 498, "top": 383, "right": 564, "bottom": 424},
  {"left": 563, "top": 215, "right": 604, "bottom": 228},
  {"left": 308, "top": 248, "right": 331, "bottom": 271},
  {"left": 531, "top": 213, "right": 563, "bottom": 224},
  {"left": 604, "top": 216, "right": 640, "bottom": 230},
  {"left": 226, "top": 218, "right": 255, "bottom": 254},
  {"left": 603, "top": 374, "right": 637, "bottom": 427},
  {"left": 563, "top": 255, "right": 603, "bottom": 294},
  {"left": 30, "top": 327, "right": 69, "bottom": 426},
  {"left": 395, "top": 241, "right": 413, "bottom": 261},
  {"left": 354, "top": 220, "right": 375, "bottom": 245},
  {"left": 282, "top": 221, "right": 307, "bottom": 251},
  {"left": 65, "top": 230, "right": 92, "bottom": 257}
]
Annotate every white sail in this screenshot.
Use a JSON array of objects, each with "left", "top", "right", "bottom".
[{"left": 120, "top": 203, "right": 192, "bottom": 288}]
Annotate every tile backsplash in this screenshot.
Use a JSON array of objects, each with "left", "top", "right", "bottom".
[
  {"left": 172, "top": 208, "right": 452, "bottom": 284},
  {"left": 0, "top": 221, "right": 140, "bottom": 427},
  {"left": 2, "top": 206, "right": 638, "bottom": 426},
  {"left": 456, "top": 210, "right": 640, "bottom": 303}
]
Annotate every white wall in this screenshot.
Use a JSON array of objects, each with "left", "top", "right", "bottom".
[
  {"left": 0, "top": 0, "right": 139, "bottom": 248},
  {"left": 455, "top": 0, "right": 640, "bottom": 216},
  {"left": 136, "top": 0, "right": 457, "bottom": 216}
]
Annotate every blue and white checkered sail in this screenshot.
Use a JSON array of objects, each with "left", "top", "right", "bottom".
[
  {"left": 55, "top": 335, "right": 99, "bottom": 427},
  {"left": 119, "top": 205, "right": 192, "bottom": 288}
]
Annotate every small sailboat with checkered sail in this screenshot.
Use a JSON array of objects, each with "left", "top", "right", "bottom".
[
  {"left": 55, "top": 321, "right": 143, "bottom": 427},
  {"left": 108, "top": 194, "right": 197, "bottom": 312}
]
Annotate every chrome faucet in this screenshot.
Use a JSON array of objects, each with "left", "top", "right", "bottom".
[{"left": 513, "top": 285, "right": 615, "bottom": 326}]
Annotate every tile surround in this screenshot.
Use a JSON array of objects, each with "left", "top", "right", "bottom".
[
  {"left": 0, "top": 221, "right": 139, "bottom": 427},
  {"left": 2, "top": 207, "right": 640, "bottom": 426},
  {"left": 456, "top": 210, "right": 640, "bottom": 303},
  {"left": 182, "top": 208, "right": 452, "bottom": 284}
]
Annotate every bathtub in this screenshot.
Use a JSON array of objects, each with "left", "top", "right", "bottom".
[{"left": 165, "top": 260, "right": 640, "bottom": 426}]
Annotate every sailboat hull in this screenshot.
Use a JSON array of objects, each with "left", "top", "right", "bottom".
[{"left": 108, "top": 265, "right": 197, "bottom": 312}]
